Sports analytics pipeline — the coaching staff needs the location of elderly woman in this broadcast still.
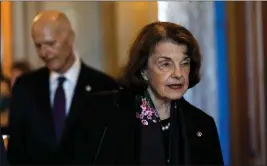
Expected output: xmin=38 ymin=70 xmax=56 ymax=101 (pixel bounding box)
xmin=63 ymin=21 xmax=224 ymax=165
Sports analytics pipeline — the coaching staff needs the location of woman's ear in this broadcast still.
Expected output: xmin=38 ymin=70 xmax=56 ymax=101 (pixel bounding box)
xmin=141 ymin=70 xmax=148 ymax=81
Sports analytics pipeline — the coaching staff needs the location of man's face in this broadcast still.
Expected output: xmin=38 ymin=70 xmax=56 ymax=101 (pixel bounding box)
xmin=32 ymin=24 xmax=74 ymax=73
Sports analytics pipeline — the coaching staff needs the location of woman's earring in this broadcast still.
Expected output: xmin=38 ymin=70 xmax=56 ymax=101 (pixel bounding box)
xmin=141 ymin=72 xmax=148 ymax=81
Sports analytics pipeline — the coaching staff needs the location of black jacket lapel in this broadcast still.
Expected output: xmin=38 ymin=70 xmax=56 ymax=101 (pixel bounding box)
xmin=176 ymin=98 xmax=191 ymax=165
xmin=34 ymin=68 xmax=57 ymax=147
xmin=62 ymin=63 xmax=89 ymax=139
xmin=115 ymin=89 xmax=142 ymax=164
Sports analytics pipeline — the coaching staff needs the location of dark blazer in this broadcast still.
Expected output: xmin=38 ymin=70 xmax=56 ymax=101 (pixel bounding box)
xmin=0 ymin=128 xmax=8 ymax=165
xmin=7 ymin=62 xmax=119 ymax=165
xmin=63 ymin=88 xmax=224 ymax=165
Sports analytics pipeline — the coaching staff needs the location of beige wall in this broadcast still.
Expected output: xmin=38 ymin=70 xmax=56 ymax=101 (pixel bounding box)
xmin=101 ymin=2 xmax=158 ymax=76
xmin=115 ymin=2 xmax=158 ymax=69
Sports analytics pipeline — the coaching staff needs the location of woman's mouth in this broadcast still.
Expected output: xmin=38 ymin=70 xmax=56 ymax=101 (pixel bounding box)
xmin=167 ymin=84 xmax=183 ymax=90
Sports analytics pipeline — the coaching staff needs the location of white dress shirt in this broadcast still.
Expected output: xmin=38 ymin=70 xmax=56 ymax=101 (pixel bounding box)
xmin=49 ymin=55 xmax=81 ymax=115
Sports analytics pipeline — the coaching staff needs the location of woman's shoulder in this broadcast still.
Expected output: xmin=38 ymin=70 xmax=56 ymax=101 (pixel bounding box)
xmin=81 ymin=88 xmax=138 ymax=118
xmin=181 ymin=98 xmax=215 ymax=124
xmin=88 ymin=87 xmax=139 ymax=103
xmin=79 ymin=88 xmax=138 ymax=127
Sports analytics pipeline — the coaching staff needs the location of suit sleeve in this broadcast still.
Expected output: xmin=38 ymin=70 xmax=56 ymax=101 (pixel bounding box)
xmin=208 ymin=118 xmax=224 ymax=165
xmin=7 ymin=77 xmax=28 ymax=164
xmin=0 ymin=128 xmax=8 ymax=165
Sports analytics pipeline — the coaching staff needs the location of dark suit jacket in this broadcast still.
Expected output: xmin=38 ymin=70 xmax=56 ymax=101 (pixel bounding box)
xmin=63 ymin=88 xmax=224 ymax=165
xmin=0 ymin=128 xmax=8 ymax=165
xmin=7 ymin=62 xmax=119 ymax=165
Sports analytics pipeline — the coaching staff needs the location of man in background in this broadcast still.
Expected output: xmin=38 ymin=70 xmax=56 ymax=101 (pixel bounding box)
xmin=7 ymin=10 xmax=118 ymax=165
xmin=0 ymin=61 xmax=31 ymax=136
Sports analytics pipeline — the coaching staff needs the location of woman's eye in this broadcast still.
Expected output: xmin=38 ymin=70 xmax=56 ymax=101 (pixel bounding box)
xmin=157 ymin=61 xmax=173 ymax=71
xmin=162 ymin=63 xmax=171 ymax=67
xmin=181 ymin=61 xmax=190 ymax=66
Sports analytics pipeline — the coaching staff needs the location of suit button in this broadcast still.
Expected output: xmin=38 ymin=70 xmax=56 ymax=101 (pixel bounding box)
xmin=85 ymin=85 xmax=92 ymax=92
xmin=197 ymin=131 xmax=202 ymax=137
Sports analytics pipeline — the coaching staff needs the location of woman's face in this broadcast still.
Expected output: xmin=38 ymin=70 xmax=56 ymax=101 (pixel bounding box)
xmin=143 ymin=41 xmax=190 ymax=101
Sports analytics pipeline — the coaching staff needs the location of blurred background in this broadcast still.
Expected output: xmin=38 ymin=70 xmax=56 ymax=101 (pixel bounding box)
xmin=1 ymin=1 xmax=267 ymax=165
